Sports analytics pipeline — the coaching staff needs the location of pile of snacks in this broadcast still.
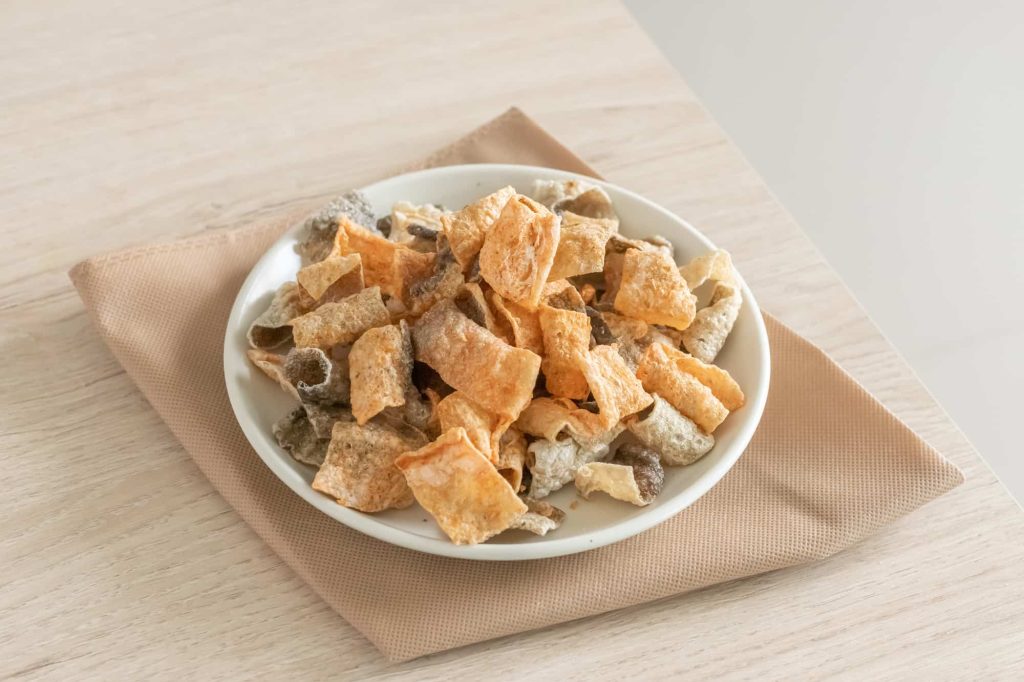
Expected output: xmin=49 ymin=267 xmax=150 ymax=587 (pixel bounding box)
xmin=246 ymin=178 xmax=745 ymax=545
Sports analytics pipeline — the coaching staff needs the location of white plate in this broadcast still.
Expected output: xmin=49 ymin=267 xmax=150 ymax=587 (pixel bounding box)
xmin=224 ymin=164 xmax=770 ymax=560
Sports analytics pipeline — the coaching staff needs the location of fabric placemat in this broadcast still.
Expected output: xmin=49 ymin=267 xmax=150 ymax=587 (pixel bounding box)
xmin=69 ymin=108 xmax=964 ymax=661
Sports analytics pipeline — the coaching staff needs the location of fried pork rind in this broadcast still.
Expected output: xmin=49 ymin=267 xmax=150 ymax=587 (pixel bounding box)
xmin=435 ymin=391 xmax=510 ymax=463
xmin=283 ymin=346 xmax=350 ymax=405
xmin=348 ymin=321 xmax=414 ymax=424
xmin=496 ymin=427 xmax=527 ymax=492
xmin=247 ymin=349 xmax=299 ymax=401
xmin=581 ymin=344 xmax=653 ymax=427
xmin=396 ymin=428 xmax=528 ymax=544
xmin=679 ymin=248 xmax=736 ymax=290
xmin=636 ymin=342 xmax=728 ymax=433
xmin=455 ymin=282 xmax=510 ymax=342
xmin=411 ymin=300 xmax=541 ymax=419
xmin=614 ymin=249 xmax=697 ymax=331
xmin=333 ymin=217 xmax=435 ymax=299
xmin=248 ymin=282 xmax=304 ymax=349
xmin=526 ymin=426 xmax=621 ymax=499
xmin=297 ymin=190 xmax=377 ymax=263
xmin=508 ymin=498 xmax=565 ymax=536
xmin=304 ymin=402 xmax=354 ymax=439
xmin=312 ymin=419 xmax=427 ymax=512
xmin=542 ymin=279 xmax=586 ymax=313
xmin=273 ymin=407 xmax=328 ymax=467
xmin=296 ymin=253 xmax=364 ymax=307
xmin=682 ymin=282 xmax=742 ymax=363
xmin=574 ymin=444 xmax=664 ymax=506
xmin=627 ymin=394 xmax=715 ymax=466
xmin=478 ymin=195 xmax=560 ymax=309
xmin=488 ymin=292 xmax=544 ymax=354
xmin=441 ymin=186 xmax=515 ymax=269
xmin=657 ymin=342 xmax=745 ymax=411
xmin=389 ymin=201 xmax=446 ymax=245
xmin=538 ymin=305 xmax=591 ymax=400
xmin=290 ymin=286 xmax=389 ymax=349
xmin=600 ymin=310 xmax=649 ymax=370
xmin=548 ymin=211 xmax=616 ymax=281
xmin=531 ymin=179 xmax=618 ymax=224
xmin=406 ymin=235 xmax=465 ymax=315
xmin=514 ymin=396 xmax=614 ymax=448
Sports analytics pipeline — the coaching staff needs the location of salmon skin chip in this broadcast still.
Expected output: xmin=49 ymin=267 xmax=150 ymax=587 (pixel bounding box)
xmin=246 ymin=349 xmax=299 ymax=400
xmin=581 ymin=344 xmax=653 ymax=427
xmin=627 ymin=394 xmax=714 ymax=466
xmin=248 ymin=282 xmax=304 ymax=349
xmin=411 ymin=300 xmax=541 ymax=419
xmin=435 ymin=391 xmax=510 ymax=463
xmin=574 ymin=444 xmax=664 ymax=506
xmin=614 ymin=249 xmax=697 ymax=330
xmin=531 ymin=178 xmax=619 ymax=225
xmin=348 ymin=321 xmax=414 ymax=425
xmin=296 ymin=253 xmax=364 ymax=307
xmin=655 ymin=342 xmax=745 ymax=411
xmin=441 ymin=186 xmax=515 ymax=269
xmin=526 ymin=424 xmax=622 ymax=499
xmin=488 ymin=292 xmax=544 ymax=355
xmin=290 ymin=286 xmax=389 ymax=349
xmin=496 ymin=427 xmax=528 ymax=492
xmin=273 ymin=407 xmax=329 ymax=467
xmin=396 ymin=428 xmax=528 ymax=545
xmin=682 ymin=282 xmax=741 ymax=363
xmin=538 ymin=305 xmax=591 ymax=400
xmin=548 ymin=211 xmax=616 ymax=281
xmin=333 ymin=217 xmax=434 ymax=299
xmin=479 ymin=195 xmax=560 ymax=309
xmin=297 ymin=190 xmax=377 ymax=263
xmin=636 ymin=342 xmax=728 ymax=433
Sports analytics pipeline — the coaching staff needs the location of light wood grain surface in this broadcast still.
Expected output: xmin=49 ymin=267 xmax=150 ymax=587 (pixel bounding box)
xmin=2 ymin=1 xmax=1022 ymax=679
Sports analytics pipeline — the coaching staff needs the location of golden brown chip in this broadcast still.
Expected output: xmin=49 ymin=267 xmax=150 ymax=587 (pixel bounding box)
xmin=580 ymin=344 xmax=653 ymax=427
xmin=488 ymin=291 xmax=544 ymax=354
xmin=614 ymin=249 xmax=697 ymax=330
xmin=496 ymin=427 xmax=527 ymax=493
xmin=273 ymin=408 xmax=328 ymax=467
xmin=627 ymin=394 xmax=715 ymax=466
xmin=296 ymin=253 xmax=364 ymax=307
xmin=411 ymin=300 xmax=541 ymax=419
xmin=435 ymin=391 xmax=510 ymax=463
xmin=441 ymin=186 xmax=515 ymax=269
xmin=395 ymin=428 xmax=528 ymax=544
xmin=289 ymin=286 xmax=389 ymax=349
xmin=247 ymin=282 xmax=304 ymax=349
xmin=682 ymin=282 xmax=742 ymax=363
xmin=389 ymin=201 xmax=446 ymax=244
xmin=548 ymin=211 xmax=615 ymax=281
xmin=538 ymin=305 xmax=591 ymax=400
xmin=508 ymin=498 xmax=565 ymax=536
xmin=332 ymin=217 xmax=434 ymax=299
xmin=478 ymin=195 xmax=560 ymax=309
xmin=636 ymin=342 xmax=728 ymax=433
xmin=542 ymin=279 xmax=586 ymax=312
xmin=679 ymin=248 xmax=736 ymax=290
xmin=312 ymin=419 xmax=427 ymax=512
xmin=246 ymin=349 xmax=299 ymax=401
xmin=455 ymin=282 xmax=511 ymax=343
xmin=514 ymin=396 xmax=616 ymax=447
xmin=574 ymin=445 xmax=664 ymax=506
xmin=348 ymin=321 xmax=414 ymax=424
xmin=654 ymin=341 xmax=744 ymax=411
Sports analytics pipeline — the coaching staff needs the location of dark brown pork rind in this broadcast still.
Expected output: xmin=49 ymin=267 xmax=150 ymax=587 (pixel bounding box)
xmin=297 ymin=190 xmax=377 ymax=263
xmin=273 ymin=408 xmax=329 ymax=467
xmin=283 ymin=346 xmax=350 ymax=405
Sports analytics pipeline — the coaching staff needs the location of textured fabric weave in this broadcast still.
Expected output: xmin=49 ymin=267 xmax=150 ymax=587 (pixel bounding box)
xmin=69 ymin=108 xmax=963 ymax=661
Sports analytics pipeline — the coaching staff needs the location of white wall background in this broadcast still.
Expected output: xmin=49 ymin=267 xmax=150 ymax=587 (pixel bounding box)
xmin=625 ymin=0 xmax=1023 ymax=500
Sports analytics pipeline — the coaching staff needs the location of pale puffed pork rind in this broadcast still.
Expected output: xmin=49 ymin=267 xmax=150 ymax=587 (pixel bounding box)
xmin=547 ymin=211 xmax=616 ymax=281
xmin=296 ymin=253 xmax=364 ymax=307
xmin=297 ymin=190 xmax=377 ymax=263
xmin=273 ymin=407 xmax=329 ymax=467
xmin=658 ymin=343 xmax=745 ymax=411
xmin=284 ymin=346 xmax=350 ymax=405
xmin=574 ymin=444 xmax=664 ymax=506
xmin=627 ymin=394 xmax=715 ymax=466
xmin=478 ymin=195 xmax=560 ymax=309
xmin=682 ymin=282 xmax=742 ymax=363
xmin=395 ymin=428 xmax=528 ymax=545
xmin=679 ymin=248 xmax=736 ymax=290
xmin=247 ymin=349 xmax=299 ymax=401
xmin=411 ymin=300 xmax=541 ymax=419
xmin=636 ymin=342 xmax=728 ymax=433
xmin=538 ymin=305 xmax=592 ymax=400
xmin=441 ymin=186 xmax=515 ymax=269
xmin=289 ymin=286 xmax=389 ymax=349
xmin=580 ymin=344 xmax=653 ymax=427
xmin=488 ymin=292 xmax=544 ymax=355
xmin=333 ymin=217 xmax=435 ymax=299
xmin=614 ymin=249 xmax=697 ymax=331
xmin=312 ymin=419 xmax=427 ymax=512
xmin=526 ymin=425 xmax=622 ymax=499
xmin=496 ymin=427 xmax=527 ymax=492
xmin=248 ymin=282 xmax=304 ymax=349
xmin=531 ymin=178 xmax=618 ymax=224
xmin=348 ymin=321 xmax=415 ymax=424
xmin=508 ymin=498 xmax=566 ymax=536
xmin=435 ymin=391 xmax=510 ymax=463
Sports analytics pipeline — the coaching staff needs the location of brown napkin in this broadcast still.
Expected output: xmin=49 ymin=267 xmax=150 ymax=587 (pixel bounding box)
xmin=70 ymin=108 xmax=963 ymax=662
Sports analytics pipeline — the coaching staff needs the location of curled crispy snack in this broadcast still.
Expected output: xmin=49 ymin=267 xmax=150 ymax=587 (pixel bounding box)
xmin=496 ymin=427 xmax=527 ymax=492
xmin=548 ymin=211 xmax=615 ymax=281
xmin=247 ymin=349 xmax=299 ymax=401
xmin=508 ymin=498 xmax=565 ymax=536
xmin=657 ymin=342 xmax=745 ymax=411
xmin=542 ymin=279 xmax=586 ymax=313
xmin=488 ymin=292 xmax=544 ymax=355
xmin=333 ymin=217 xmax=434 ymax=299
xmin=627 ymin=394 xmax=715 ymax=466
xmin=636 ymin=342 xmax=728 ymax=433
xmin=411 ymin=300 xmax=541 ymax=419
xmin=526 ymin=427 xmax=620 ymax=499
xmin=273 ymin=408 xmax=328 ymax=467
xmin=396 ymin=428 xmax=528 ymax=544
xmin=406 ymin=235 xmax=464 ymax=315
xmin=435 ymin=391 xmax=510 ymax=463
xmin=284 ymin=346 xmax=349 ymax=405
xmin=247 ymin=282 xmax=303 ymax=349
xmin=290 ymin=287 xmax=389 ymax=349
xmin=682 ymin=282 xmax=742 ymax=363
xmin=532 ymin=178 xmax=618 ymax=224
xmin=297 ymin=190 xmax=376 ymax=262
xmin=348 ymin=321 xmax=414 ymax=424
xmin=514 ymin=396 xmax=617 ymax=448
xmin=312 ymin=419 xmax=427 ymax=512
xmin=574 ymin=444 xmax=664 ymax=506
xmin=600 ymin=311 xmax=649 ymax=370
xmin=479 ymin=195 xmax=560 ymax=309
xmin=614 ymin=249 xmax=697 ymax=330
xmin=296 ymin=253 xmax=364 ymax=307
xmin=679 ymin=249 xmax=736 ymax=290
xmin=389 ymin=201 xmax=446 ymax=245
xmin=441 ymin=186 xmax=515 ymax=269
xmin=455 ymin=282 xmax=510 ymax=342
xmin=581 ymin=345 xmax=653 ymax=427
xmin=538 ymin=305 xmax=591 ymax=400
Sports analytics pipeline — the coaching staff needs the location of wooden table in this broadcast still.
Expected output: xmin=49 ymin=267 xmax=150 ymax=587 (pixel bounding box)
xmin=3 ymin=1 xmax=1022 ymax=678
